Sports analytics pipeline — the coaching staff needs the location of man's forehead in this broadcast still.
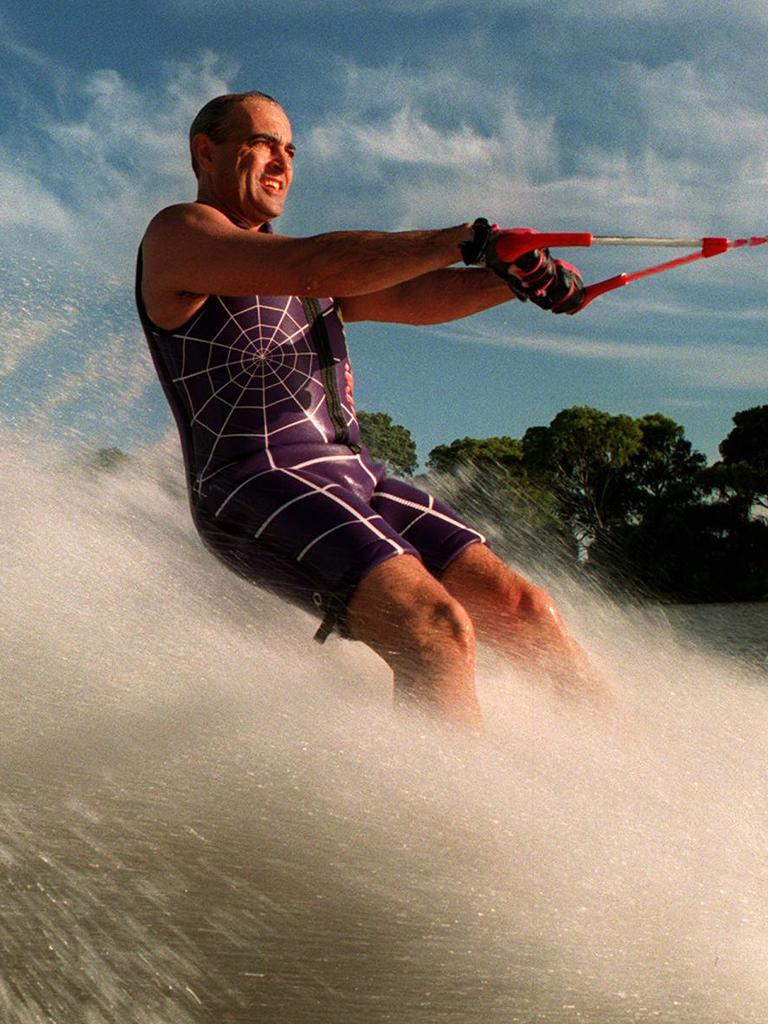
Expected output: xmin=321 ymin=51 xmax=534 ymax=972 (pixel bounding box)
xmin=230 ymin=98 xmax=292 ymax=138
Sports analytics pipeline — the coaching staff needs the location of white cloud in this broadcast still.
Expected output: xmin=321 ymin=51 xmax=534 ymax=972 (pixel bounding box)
xmin=612 ymin=62 xmax=768 ymax=225
xmin=0 ymin=306 xmax=62 ymax=381
xmin=0 ymin=27 xmax=764 ymax=457
xmin=0 ymin=166 xmax=75 ymax=236
xmin=435 ymin=319 xmax=768 ymax=389
xmin=3 ymin=40 xmax=763 ymax=266
xmin=0 ymin=50 xmax=236 ymax=269
xmin=0 ymin=49 xmax=237 ymax=440
xmin=303 ymin=55 xmax=768 ymax=243
xmin=589 ymin=0 xmax=768 ymax=20
xmin=165 ymin=0 xmax=768 ymax=17
xmin=302 ymin=62 xmax=562 ymax=229
xmin=312 ymin=105 xmax=500 ymax=169
xmin=26 ymin=328 xmax=156 ymax=436
xmin=169 ymin=0 xmax=529 ymax=10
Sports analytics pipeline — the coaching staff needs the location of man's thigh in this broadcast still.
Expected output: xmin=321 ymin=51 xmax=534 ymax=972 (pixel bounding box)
xmin=441 ymin=541 xmax=525 ymax=593
xmin=440 ymin=541 xmax=571 ymax=644
xmin=370 ymin=474 xmax=486 ymax=575
xmin=199 ymin=465 xmax=423 ymax=635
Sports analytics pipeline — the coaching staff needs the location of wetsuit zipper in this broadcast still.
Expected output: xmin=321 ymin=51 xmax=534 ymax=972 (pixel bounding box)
xmin=301 ymin=296 xmax=351 ymax=445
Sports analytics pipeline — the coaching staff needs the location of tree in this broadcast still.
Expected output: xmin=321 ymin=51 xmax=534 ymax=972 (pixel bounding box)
xmin=586 ymin=412 xmax=766 ymax=602
xmin=426 ymin=434 xmax=573 ymax=565
xmin=427 ymin=435 xmax=524 ymax=475
xmin=719 ymin=405 xmax=768 ymax=472
xmin=623 ymin=413 xmax=707 ymax=510
xmin=357 ymin=410 xmax=418 ymax=477
xmin=709 ymin=405 xmax=768 ymax=511
xmin=522 ymin=406 xmax=643 ymax=549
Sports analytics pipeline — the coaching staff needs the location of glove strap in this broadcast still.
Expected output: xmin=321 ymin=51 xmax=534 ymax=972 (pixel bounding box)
xmin=510 ymin=250 xmax=557 ymax=294
xmin=460 ymin=218 xmax=496 ymax=266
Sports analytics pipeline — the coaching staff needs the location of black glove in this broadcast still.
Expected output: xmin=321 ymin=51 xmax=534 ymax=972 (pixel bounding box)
xmin=506 ymin=251 xmax=584 ymax=314
xmin=461 ymin=218 xmax=585 ymax=314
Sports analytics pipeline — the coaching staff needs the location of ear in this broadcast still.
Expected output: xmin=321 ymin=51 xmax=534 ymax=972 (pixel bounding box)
xmin=191 ymin=132 xmax=217 ymax=174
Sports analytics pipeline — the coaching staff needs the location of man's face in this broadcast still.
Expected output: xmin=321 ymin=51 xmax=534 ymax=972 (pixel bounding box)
xmin=202 ymin=99 xmax=295 ymax=226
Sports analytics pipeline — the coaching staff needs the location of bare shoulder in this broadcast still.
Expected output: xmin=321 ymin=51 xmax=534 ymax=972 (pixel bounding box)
xmin=140 ymin=204 xmax=236 ymax=330
xmin=142 ymin=202 xmax=234 ymax=251
xmin=140 ymin=204 xmax=295 ymax=323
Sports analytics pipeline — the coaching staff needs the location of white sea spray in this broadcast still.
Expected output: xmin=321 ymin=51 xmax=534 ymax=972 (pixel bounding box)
xmin=0 ymin=429 xmax=767 ymax=1023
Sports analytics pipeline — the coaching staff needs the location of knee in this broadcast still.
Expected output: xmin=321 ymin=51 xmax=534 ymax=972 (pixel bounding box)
xmin=347 ymin=556 xmax=475 ymax=672
xmin=399 ymin=591 xmax=476 ymax=667
xmin=510 ymin=579 xmax=562 ymax=629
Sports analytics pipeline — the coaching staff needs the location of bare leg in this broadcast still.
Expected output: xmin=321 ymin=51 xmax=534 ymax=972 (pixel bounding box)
xmin=346 ymin=554 xmax=483 ymax=731
xmin=441 ymin=543 xmax=614 ymax=705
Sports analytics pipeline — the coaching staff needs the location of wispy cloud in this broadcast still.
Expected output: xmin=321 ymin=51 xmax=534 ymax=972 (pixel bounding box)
xmin=165 ymin=0 xmax=768 ymax=18
xmin=0 ymin=44 xmax=235 ymax=267
xmin=0 ymin=9 xmax=764 ymax=459
xmin=567 ymin=0 xmax=768 ymax=19
xmin=303 ymin=55 xmax=767 ymax=240
xmin=0 ymin=306 xmax=62 ymax=381
xmin=435 ymin=319 xmax=768 ymax=389
xmin=25 ymin=328 xmax=157 ymax=439
xmin=0 ymin=166 xmax=75 ymax=236
xmin=312 ymin=105 xmax=500 ymax=169
xmin=166 ymin=0 xmax=529 ymax=10
xmin=0 ymin=45 xmax=236 ymax=442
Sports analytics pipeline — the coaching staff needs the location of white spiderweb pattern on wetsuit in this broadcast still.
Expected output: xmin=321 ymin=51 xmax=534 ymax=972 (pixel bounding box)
xmin=164 ymin=294 xmax=409 ymax=571
xmin=170 ymin=294 xmax=356 ymax=490
xmin=141 ymin=289 xmax=484 ymax=619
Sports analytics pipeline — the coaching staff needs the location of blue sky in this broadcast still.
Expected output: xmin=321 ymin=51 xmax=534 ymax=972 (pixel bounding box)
xmin=0 ymin=1 xmax=766 ymax=464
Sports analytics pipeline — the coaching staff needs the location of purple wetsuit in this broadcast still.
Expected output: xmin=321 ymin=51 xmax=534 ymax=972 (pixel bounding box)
xmin=136 ymin=238 xmax=485 ymax=640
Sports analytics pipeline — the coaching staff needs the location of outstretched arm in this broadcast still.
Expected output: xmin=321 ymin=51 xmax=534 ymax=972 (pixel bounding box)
xmin=142 ymin=202 xmax=474 ymax=304
xmin=338 ymin=219 xmax=585 ymax=323
xmin=339 ymin=267 xmax=514 ymax=324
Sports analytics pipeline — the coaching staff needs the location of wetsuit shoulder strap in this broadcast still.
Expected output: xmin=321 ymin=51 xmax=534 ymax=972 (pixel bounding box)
xmin=300 ymin=297 xmax=350 ymax=446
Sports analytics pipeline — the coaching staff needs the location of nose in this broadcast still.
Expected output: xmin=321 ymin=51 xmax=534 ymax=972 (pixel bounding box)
xmin=268 ymin=144 xmax=291 ymax=172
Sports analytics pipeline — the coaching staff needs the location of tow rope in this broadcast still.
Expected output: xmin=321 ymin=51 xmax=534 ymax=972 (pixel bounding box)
xmin=493 ymin=231 xmax=768 ymax=311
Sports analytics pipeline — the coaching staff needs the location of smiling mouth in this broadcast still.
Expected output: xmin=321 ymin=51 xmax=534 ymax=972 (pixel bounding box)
xmin=260 ymin=176 xmax=283 ymax=193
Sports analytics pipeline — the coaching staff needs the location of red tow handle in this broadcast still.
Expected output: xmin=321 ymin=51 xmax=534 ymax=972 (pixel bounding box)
xmin=575 ymin=238 xmax=732 ymax=309
xmin=492 ymin=230 xmax=766 ymax=312
xmin=494 ymin=231 xmax=593 ymax=264
xmin=495 ymin=231 xmax=600 ymax=311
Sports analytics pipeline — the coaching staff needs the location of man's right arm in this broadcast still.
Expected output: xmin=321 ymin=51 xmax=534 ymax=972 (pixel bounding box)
xmin=142 ymin=203 xmax=474 ymax=312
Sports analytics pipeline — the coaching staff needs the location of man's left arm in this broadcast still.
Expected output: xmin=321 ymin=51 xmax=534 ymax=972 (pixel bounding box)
xmin=339 ymin=268 xmax=513 ymax=324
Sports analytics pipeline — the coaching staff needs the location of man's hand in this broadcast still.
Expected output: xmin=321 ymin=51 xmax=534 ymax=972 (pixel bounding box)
xmin=461 ymin=219 xmax=585 ymax=315
xmin=504 ymin=250 xmax=584 ymax=315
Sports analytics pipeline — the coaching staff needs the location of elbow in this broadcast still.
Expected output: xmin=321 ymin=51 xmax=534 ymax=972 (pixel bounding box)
xmin=299 ymin=273 xmax=354 ymax=298
xmin=298 ymin=276 xmax=320 ymax=296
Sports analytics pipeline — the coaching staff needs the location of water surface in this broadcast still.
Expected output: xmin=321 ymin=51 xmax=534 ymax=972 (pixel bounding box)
xmin=2 ymin=432 xmax=767 ymax=1023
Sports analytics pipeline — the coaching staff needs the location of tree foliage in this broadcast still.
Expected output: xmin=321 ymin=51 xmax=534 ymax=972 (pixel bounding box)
xmin=427 ymin=435 xmax=524 ymax=475
xmin=719 ymin=405 xmax=768 ymax=471
xmin=82 ymin=403 xmax=767 ymax=603
xmin=358 ymin=410 xmax=418 ymax=477
xmin=426 ymin=435 xmax=571 ymax=565
xmin=523 ymin=406 xmax=643 ymax=547
xmin=707 ymin=405 xmax=768 ymax=511
xmin=624 ymin=413 xmax=707 ymax=508
xmin=426 ymin=404 xmax=766 ymax=602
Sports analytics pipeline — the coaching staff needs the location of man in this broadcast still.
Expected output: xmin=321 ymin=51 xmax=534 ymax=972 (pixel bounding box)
xmin=137 ymin=90 xmax=610 ymax=731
